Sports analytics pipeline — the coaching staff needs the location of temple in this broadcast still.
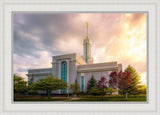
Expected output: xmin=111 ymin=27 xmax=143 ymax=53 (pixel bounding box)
xmin=27 ymin=22 xmax=122 ymax=94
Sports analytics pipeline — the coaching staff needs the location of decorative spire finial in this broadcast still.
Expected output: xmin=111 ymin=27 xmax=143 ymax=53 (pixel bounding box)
xmin=86 ymin=21 xmax=89 ymax=37
xmin=86 ymin=21 xmax=89 ymax=27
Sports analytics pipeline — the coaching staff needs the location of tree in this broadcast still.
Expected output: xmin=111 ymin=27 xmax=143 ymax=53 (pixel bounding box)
xmin=89 ymin=87 xmax=100 ymax=95
xmin=106 ymin=87 xmax=116 ymax=95
xmin=87 ymin=75 xmax=97 ymax=92
xmin=109 ymin=71 xmax=118 ymax=89
xmin=14 ymin=74 xmax=27 ymax=95
xmin=124 ymin=65 xmax=141 ymax=95
xmin=97 ymin=77 xmax=108 ymax=100
xmin=27 ymin=75 xmax=36 ymax=95
xmin=31 ymin=75 xmax=67 ymax=99
xmin=28 ymin=74 xmax=34 ymax=86
xmin=28 ymin=83 xmax=37 ymax=95
xmin=70 ymin=78 xmax=80 ymax=96
xmin=118 ymin=71 xmax=131 ymax=97
xmin=109 ymin=71 xmax=131 ymax=98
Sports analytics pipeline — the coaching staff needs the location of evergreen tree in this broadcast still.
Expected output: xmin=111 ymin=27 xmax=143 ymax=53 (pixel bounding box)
xmin=124 ymin=65 xmax=141 ymax=95
xmin=87 ymin=75 xmax=97 ymax=92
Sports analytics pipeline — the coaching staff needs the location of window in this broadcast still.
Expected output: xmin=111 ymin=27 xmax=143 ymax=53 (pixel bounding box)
xmin=61 ymin=61 xmax=67 ymax=94
xmin=81 ymin=76 xmax=84 ymax=92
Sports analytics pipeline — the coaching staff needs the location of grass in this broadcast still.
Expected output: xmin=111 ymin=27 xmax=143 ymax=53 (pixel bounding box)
xmin=73 ymin=94 xmax=146 ymax=101
xmin=14 ymin=96 xmax=70 ymax=101
xmin=14 ymin=98 xmax=69 ymax=101
xmin=71 ymin=97 xmax=146 ymax=101
xmin=14 ymin=95 xmax=146 ymax=102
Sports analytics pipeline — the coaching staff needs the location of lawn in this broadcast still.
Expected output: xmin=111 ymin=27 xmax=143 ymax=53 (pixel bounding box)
xmin=71 ymin=95 xmax=146 ymax=101
xmin=70 ymin=97 xmax=146 ymax=101
xmin=14 ymin=95 xmax=146 ymax=102
xmin=14 ymin=95 xmax=70 ymax=101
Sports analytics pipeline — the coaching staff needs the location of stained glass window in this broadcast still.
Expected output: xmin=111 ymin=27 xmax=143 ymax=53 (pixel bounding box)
xmin=61 ymin=61 xmax=67 ymax=94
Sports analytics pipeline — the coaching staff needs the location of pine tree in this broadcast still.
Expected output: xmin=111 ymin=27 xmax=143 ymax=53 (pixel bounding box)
xmin=124 ymin=65 xmax=141 ymax=95
xmin=87 ymin=75 xmax=97 ymax=92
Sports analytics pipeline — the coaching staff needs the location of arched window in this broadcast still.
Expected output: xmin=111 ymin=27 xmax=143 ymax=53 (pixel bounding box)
xmin=61 ymin=61 xmax=67 ymax=94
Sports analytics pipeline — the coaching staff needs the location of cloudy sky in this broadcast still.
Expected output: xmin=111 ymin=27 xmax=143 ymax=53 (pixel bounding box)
xmin=13 ymin=13 xmax=147 ymax=85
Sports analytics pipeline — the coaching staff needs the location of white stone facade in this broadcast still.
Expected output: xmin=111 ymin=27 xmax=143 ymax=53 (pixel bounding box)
xmin=27 ymin=68 xmax=52 ymax=83
xmin=27 ymin=54 xmax=122 ymax=95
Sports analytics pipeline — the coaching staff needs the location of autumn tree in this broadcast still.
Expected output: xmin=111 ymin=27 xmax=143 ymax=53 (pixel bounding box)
xmin=109 ymin=71 xmax=118 ymax=89
xmin=87 ymin=75 xmax=97 ymax=92
xmin=30 ymin=75 xmax=67 ymax=99
xmin=124 ymin=65 xmax=141 ymax=95
xmin=118 ymin=71 xmax=131 ymax=96
xmin=97 ymin=77 xmax=108 ymax=100
xmin=109 ymin=71 xmax=131 ymax=98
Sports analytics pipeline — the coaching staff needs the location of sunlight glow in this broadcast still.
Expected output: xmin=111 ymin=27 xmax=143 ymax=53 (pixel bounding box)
xmin=140 ymin=72 xmax=147 ymax=85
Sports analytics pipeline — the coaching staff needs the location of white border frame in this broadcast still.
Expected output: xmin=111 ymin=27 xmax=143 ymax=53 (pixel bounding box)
xmin=0 ymin=0 xmax=160 ymax=115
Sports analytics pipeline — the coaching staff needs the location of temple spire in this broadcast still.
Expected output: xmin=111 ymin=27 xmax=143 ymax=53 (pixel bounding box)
xmin=83 ymin=22 xmax=93 ymax=64
xmin=86 ymin=21 xmax=89 ymax=37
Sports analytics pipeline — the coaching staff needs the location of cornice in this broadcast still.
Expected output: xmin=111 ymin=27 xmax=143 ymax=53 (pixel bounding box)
xmin=77 ymin=67 xmax=118 ymax=73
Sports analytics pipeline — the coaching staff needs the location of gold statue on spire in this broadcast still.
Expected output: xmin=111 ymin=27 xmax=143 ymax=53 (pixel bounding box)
xmin=86 ymin=21 xmax=89 ymax=27
xmin=86 ymin=21 xmax=89 ymax=37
